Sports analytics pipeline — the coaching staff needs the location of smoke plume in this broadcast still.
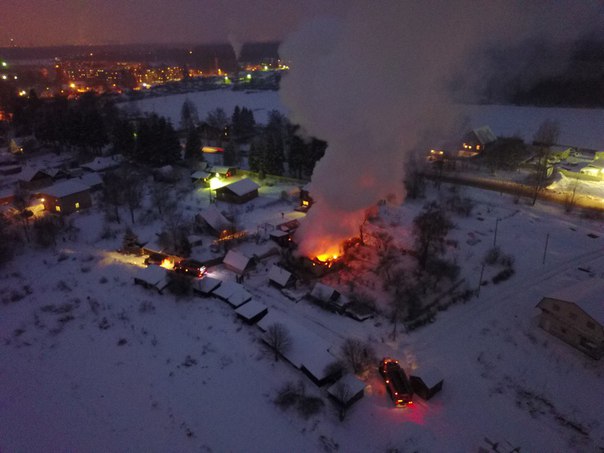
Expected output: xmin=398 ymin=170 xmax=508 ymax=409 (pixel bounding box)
xmin=280 ymin=1 xmax=602 ymax=257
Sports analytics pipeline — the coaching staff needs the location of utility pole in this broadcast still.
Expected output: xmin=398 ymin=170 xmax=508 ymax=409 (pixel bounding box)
xmin=476 ymin=264 xmax=485 ymax=297
xmin=542 ymin=233 xmax=550 ymax=265
xmin=493 ymin=218 xmax=500 ymax=247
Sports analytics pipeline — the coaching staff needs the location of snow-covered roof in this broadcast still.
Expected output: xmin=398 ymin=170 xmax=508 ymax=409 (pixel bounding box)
xmin=218 ymin=178 xmax=259 ymax=197
xmin=77 ymin=172 xmax=103 ymax=189
xmin=39 ymin=179 xmax=89 ymax=198
xmin=211 ymin=166 xmax=235 ymax=174
xmin=194 ymin=276 xmax=222 ymax=295
xmin=545 ymin=279 xmax=604 ymax=325
xmin=212 ymin=280 xmax=252 ymax=307
xmin=235 ymin=299 xmax=268 ymax=321
xmin=198 ymin=205 xmax=231 ymax=232
xmin=223 ymin=250 xmax=251 ymax=274
xmin=134 ymin=265 xmax=168 ymax=286
xmin=258 ymin=311 xmax=337 ymax=380
xmin=81 ymin=156 xmax=121 ymax=172
xmin=263 ymin=211 xmax=305 ymax=229
xmin=268 ymin=265 xmax=292 ymax=287
xmin=18 ymin=167 xmax=50 ymax=182
xmin=327 ymin=374 xmax=366 ymax=403
xmin=411 ymin=366 xmax=443 ymax=388
xmin=471 ymin=126 xmax=497 ymax=145
xmin=310 ymin=282 xmax=339 ymax=303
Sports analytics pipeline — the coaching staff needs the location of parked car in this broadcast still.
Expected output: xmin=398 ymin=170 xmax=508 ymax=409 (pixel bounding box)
xmin=379 ymin=358 xmax=413 ymax=407
xmin=173 ymin=259 xmax=207 ymax=278
xmin=145 ymin=252 xmax=170 ymax=266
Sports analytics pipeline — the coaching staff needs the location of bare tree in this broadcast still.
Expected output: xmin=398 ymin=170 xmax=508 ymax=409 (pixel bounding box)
xmin=341 ymin=338 xmax=375 ymax=374
xmin=531 ymin=119 xmax=560 ymax=205
xmin=122 ymin=173 xmax=143 ymax=224
xmin=413 ymin=202 xmax=453 ymax=269
xmin=33 ymin=216 xmax=61 ymax=247
xmin=264 ymin=323 xmax=292 ymax=362
xmin=102 ymin=171 xmax=124 ymax=223
xmin=12 ymin=186 xmax=32 ymax=242
xmin=151 ymin=183 xmax=172 ymax=220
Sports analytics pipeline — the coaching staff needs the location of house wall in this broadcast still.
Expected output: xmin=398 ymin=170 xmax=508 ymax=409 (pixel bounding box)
xmin=43 ymin=190 xmax=92 ymax=215
xmin=538 ymin=298 xmax=604 ymax=359
xmin=215 ymin=189 xmax=258 ymax=204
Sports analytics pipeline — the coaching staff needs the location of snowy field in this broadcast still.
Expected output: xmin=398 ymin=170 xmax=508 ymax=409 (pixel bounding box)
xmin=122 ymin=89 xmax=604 ymax=151
xmin=1 ymin=174 xmax=604 ymax=452
xmin=120 ymin=89 xmax=288 ymax=125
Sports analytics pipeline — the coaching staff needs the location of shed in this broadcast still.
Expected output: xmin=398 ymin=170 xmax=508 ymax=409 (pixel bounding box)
xmin=210 ymin=166 xmax=237 ymax=178
xmin=268 ymin=265 xmax=295 ymax=288
xmin=212 ymin=280 xmax=252 ymax=307
xmin=39 ymin=179 xmax=92 ymax=215
xmin=309 ymin=282 xmax=347 ymax=313
xmin=191 ymin=170 xmax=212 ymax=185
xmin=193 ymin=276 xmax=222 ymax=296
xmin=77 ymin=172 xmax=104 ymax=191
xmin=215 ymin=177 xmax=259 ymax=204
xmin=223 ymin=249 xmax=252 ymax=275
xmin=235 ymin=299 xmax=268 ymax=324
xmin=409 ymin=367 xmax=444 ymax=400
xmin=133 ymin=265 xmax=169 ymax=293
xmin=536 ymin=279 xmax=604 ymax=359
xmin=327 ymin=374 xmax=366 ymax=408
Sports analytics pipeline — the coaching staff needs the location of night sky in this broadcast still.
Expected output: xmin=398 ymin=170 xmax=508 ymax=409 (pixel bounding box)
xmin=1 ymin=0 xmax=349 ymax=47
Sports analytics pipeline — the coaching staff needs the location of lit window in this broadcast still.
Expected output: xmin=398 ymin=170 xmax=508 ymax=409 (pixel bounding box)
xmin=55 ymin=205 xmax=61 ymax=212
xmin=75 ymin=202 xmax=80 ymax=209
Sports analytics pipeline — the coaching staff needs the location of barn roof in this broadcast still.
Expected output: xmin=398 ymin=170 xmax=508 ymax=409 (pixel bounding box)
xmin=544 ymin=279 xmax=604 ymax=325
xmin=191 ymin=170 xmax=211 ymax=179
xmin=40 ymin=179 xmax=89 ymax=198
xmin=218 ymin=178 xmax=259 ymax=197
xmin=268 ymin=265 xmax=293 ymax=287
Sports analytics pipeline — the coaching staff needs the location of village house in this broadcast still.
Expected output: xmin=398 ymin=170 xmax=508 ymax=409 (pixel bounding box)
xmin=18 ymin=168 xmax=54 ymax=190
xmin=536 ymin=280 xmax=604 ymax=359
xmin=38 ymin=179 xmax=92 ymax=215
xmin=267 ymin=264 xmax=295 ymax=288
xmin=211 ymin=166 xmax=237 ymax=179
xmin=214 ymin=177 xmax=259 ymax=204
xmin=458 ymin=126 xmax=497 ymax=158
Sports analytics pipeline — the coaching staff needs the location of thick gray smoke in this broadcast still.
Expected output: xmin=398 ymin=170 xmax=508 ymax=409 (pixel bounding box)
xmin=280 ymin=1 xmax=601 ymax=257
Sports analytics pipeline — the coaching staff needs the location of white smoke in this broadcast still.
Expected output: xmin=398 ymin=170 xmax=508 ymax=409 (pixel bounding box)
xmin=227 ymin=32 xmax=243 ymax=62
xmin=280 ymin=1 xmax=602 ymax=257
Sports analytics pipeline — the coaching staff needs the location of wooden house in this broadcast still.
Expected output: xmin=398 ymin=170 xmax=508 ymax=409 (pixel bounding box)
xmin=235 ymin=299 xmax=268 ymax=324
xmin=195 ymin=205 xmax=233 ymax=236
xmin=39 ymin=180 xmax=92 ymax=215
xmin=18 ymin=168 xmax=54 ymax=190
xmin=215 ymin=178 xmax=259 ymax=204
xmin=210 ymin=166 xmax=237 ymax=179
xmin=459 ymin=126 xmax=497 ymax=157
xmin=267 ymin=265 xmax=295 ymax=288
xmin=536 ymin=280 xmax=604 ymax=359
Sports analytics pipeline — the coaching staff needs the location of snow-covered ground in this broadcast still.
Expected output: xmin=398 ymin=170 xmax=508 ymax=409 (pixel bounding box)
xmin=1 ymin=172 xmax=603 ymax=452
xmin=2 ymin=90 xmax=604 ymax=451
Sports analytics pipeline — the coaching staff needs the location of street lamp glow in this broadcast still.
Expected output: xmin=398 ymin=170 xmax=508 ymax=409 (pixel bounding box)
xmin=1 ymin=61 xmax=7 ymax=67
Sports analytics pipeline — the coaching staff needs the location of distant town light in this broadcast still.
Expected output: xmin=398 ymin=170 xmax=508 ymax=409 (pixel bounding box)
xmin=246 ymin=73 xmax=251 ymax=80
xmin=1 ymin=75 xmax=6 ymax=80
xmin=1 ymin=61 xmax=7 ymax=67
